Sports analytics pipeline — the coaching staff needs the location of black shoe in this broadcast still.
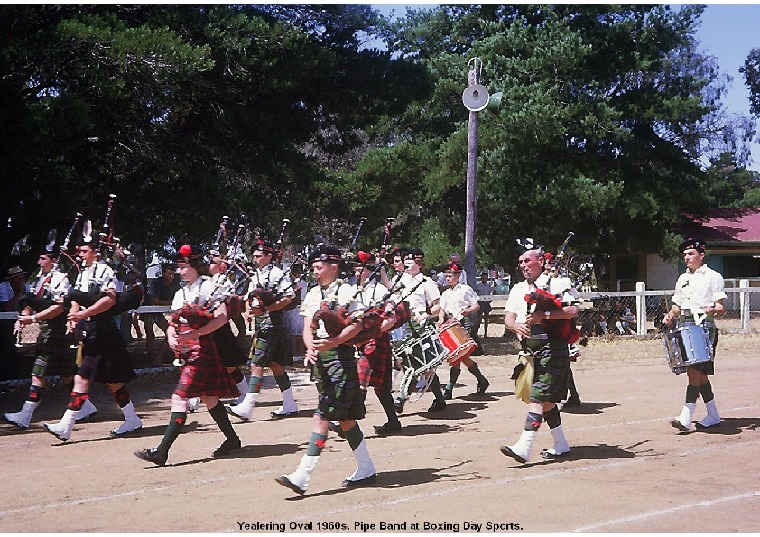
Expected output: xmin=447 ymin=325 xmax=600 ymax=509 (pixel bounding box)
xmin=373 ymin=421 xmax=402 ymax=436
xmin=477 ymin=378 xmax=490 ymax=394
xmin=442 ymin=387 xmax=453 ymax=400
xmin=394 ymin=397 xmax=405 ymax=414
xmin=213 ymin=437 xmax=241 ymax=458
xmin=340 ymin=473 xmax=377 ymax=489
xmin=428 ymin=399 xmax=446 ymax=412
xmin=541 ymin=448 xmax=570 ymax=460
xmin=670 ymin=419 xmax=692 ymax=433
xmin=134 ymin=448 xmax=168 ymax=466
xmin=500 ymin=445 xmax=527 ymax=464
xmin=275 ymin=475 xmax=306 ymax=495
xmin=270 ymin=409 xmax=298 ymax=420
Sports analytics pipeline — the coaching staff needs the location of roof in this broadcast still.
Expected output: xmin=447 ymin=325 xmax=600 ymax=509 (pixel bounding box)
xmin=681 ymin=208 xmax=760 ymax=245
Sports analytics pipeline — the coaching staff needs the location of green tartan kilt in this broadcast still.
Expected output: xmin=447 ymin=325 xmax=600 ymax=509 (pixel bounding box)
xmin=679 ymin=315 xmax=717 ymax=375
xmin=530 ymin=340 xmax=570 ymax=403
xmin=314 ymin=345 xmax=366 ymax=422
xmin=31 ymin=319 xmax=78 ymax=378
xmin=252 ymin=312 xmax=292 ymax=367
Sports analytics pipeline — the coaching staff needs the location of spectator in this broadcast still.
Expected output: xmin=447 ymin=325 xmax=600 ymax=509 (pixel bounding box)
xmin=473 ymin=271 xmax=494 ymax=337
xmin=0 ymin=266 xmax=26 ymax=380
xmin=143 ymin=263 xmax=180 ymax=365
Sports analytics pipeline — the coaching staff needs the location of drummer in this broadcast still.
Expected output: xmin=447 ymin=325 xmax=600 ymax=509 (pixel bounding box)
xmin=663 ymin=237 xmax=726 ymax=433
xmin=393 ymin=248 xmax=447 ymax=413
xmin=437 ymin=261 xmax=489 ymax=400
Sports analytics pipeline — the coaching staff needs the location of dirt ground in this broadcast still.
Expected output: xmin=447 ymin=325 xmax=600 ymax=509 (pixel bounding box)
xmin=1 ymin=334 xmax=758 ymax=533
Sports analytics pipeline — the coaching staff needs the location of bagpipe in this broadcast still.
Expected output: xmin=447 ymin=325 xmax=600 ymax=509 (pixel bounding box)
xmin=310 ymin=217 xmax=414 ymax=345
xmin=248 ymin=218 xmax=293 ymax=310
xmin=65 ymin=195 xmax=144 ymax=317
xmin=524 ymin=232 xmax=580 ymax=344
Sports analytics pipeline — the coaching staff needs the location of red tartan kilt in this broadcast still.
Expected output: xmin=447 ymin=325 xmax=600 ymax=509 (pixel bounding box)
xmin=174 ymin=335 xmax=239 ymax=399
xmin=225 ymin=295 xmax=244 ymax=319
xmin=357 ymin=332 xmax=392 ymax=391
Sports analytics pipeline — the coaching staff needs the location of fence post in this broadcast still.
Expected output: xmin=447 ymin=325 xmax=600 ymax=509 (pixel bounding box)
xmin=635 ymin=282 xmax=646 ymax=335
xmin=740 ymin=279 xmax=749 ymax=332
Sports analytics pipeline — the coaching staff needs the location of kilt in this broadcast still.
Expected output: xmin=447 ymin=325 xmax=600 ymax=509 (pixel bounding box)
xmin=529 ymin=340 xmax=570 ymax=403
xmin=175 ymin=333 xmax=239 ymax=399
xmin=213 ymin=323 xmax=247 ymax=368
xmin=77 ymin=318 xmax=137 ymax=385
xmin=314 ymin=345 xmax=366 ymax=421
xmin=253 ymin=312 xmax=292 ymax=367
xmin=679 ymin=315 xmax=717 ymax=375
xmin=357 ymin=332 xmax=392 ymax=391
xmin=31 ymin=317 xmax=78 ymax=378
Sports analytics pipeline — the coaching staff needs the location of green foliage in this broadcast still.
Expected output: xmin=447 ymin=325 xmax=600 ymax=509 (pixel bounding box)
xmin=0 ymin=5 xmax=422 ymax=266
xmin=703 ymin=153 xmax=760 ymax=208
xmin=741 ymin=48 xmax=760 ymax=116
xmin=337 ymin=4 xmax=743 ymax=270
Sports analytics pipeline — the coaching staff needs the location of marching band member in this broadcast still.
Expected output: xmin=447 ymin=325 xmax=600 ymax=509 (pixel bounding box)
xmin=276 ymin=245 xmax=376 ymax=495
xmin=393 ymin=248 xmax=447 ymax=413
xmin=502 ymin=244 xmax=577 ymax=463
xmin=44 ymin=238 xmax=142 ymax=441
xmin=228 ymin=240 xmax=298 ymax=421
xmin=187 ymin=249 xmax=249 ymax=412
xmin=542 ymin=252 xmax=582 ymax=409
xmin=352 ymin=252 xmax=403 ymax=435
xmin=5 ymin=249 xmax=97 ymax=428
xmin=663 ymin=237 xmax=726 ymax=432
xmin=134 ymin=244 xmax=241 ymax=466
xmin=437 ymin=261 xmax=489 ymax=400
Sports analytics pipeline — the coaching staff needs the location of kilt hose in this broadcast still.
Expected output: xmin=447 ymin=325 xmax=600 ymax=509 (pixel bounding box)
xmin=679 ymin=314 xmax=717 ymax=376
xmin=530 ymin=340 xmax=570 ymax=404
xmin=357 ymin=332 xmax=392 ymax=392
xmin=314 ymin=345 xmax=366 ymax=422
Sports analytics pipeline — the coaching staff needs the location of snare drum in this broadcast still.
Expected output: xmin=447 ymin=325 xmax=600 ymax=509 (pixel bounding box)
xmin=662 ymin=324 xmax=713 ymax=375
xmin=392 ymin=327 xmax=448 ymax=401
xmin=438 ymin=319 xmax=477 ymax=366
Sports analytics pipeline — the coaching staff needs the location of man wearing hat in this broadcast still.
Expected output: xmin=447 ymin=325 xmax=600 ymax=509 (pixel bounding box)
xmin=185 ymin=249 xmax=250 ymax=413
xmin=502 ymin=242 xmax=577 ymax=463
xmin=134 ymin=244 xmax=242 ymax=466
xmin=228 ymin=240 xmax=297 ymax=421
xmin=5 ymin=250 xmax=97 ymax=428
xmin=352 ymin=251 xmax=403 ymax=435
xmin=43 ymin=237 xmax=142 ymax=441
xmin=0 ymin=266 xmax=27 ymax=381
xmin=393 ymin=248 xmax=448 ymax=413
xmin=438 ymin=261 xmax=490 ymax=400
xmin=276 ymin=245 xmax=376 ymax=495
xmin=663 ymin=237 xmax=726 ymax=432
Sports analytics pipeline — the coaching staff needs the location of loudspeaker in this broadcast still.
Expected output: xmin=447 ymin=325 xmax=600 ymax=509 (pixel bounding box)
xmin=462 ymin=84 xmax=489 ymax=112
xmin=486 ymin=91 xmax=503 ymax=112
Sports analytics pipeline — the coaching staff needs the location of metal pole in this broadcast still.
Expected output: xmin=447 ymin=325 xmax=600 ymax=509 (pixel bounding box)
xmin=464 ymin=68 xmax=478 ymax=288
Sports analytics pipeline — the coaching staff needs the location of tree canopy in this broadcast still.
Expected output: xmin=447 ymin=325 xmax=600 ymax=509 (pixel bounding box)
xmin=1 ymin=4 xmax=756 ymax=275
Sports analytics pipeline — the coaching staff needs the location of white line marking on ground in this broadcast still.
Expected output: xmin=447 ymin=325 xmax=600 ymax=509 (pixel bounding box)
xmin=571 ymin=490 xmax=760 ymax=532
